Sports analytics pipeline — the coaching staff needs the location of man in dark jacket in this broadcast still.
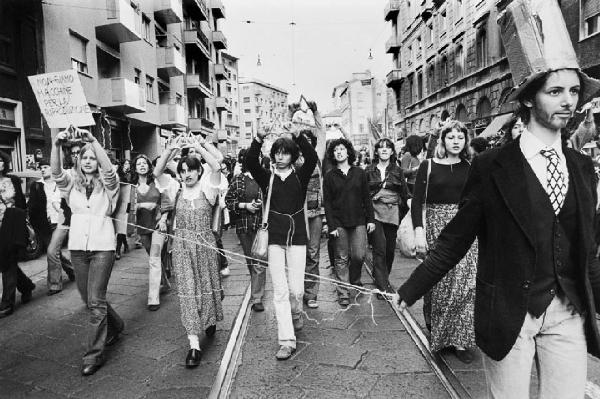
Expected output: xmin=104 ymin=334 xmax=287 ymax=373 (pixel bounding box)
xmin=397 ymin=1 xmax=600 ymax=397
xmin=28 ymin=158 xmax=74 ymax=295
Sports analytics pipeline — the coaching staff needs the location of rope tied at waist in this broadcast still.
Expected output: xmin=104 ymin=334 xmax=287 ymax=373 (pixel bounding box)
xmin=270 ymin=208 xmax=304 ymax=248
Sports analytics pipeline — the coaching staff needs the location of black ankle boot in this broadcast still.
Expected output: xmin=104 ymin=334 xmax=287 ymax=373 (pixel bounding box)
xmin=185 ymin=349 xmax=202 ymax=368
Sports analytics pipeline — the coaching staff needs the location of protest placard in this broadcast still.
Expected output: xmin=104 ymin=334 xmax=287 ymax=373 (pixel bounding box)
xmin=28 ymin=69 xmax=94 ymax=129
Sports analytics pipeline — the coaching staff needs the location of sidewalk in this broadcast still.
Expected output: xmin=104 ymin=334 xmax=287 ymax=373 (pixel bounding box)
xmin=228 ymin=244 xmax=450 ymax=398
xmin=0 ymin=230 xmax=250 ymax=399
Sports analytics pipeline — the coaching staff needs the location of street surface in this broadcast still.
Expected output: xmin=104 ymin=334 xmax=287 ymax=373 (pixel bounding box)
xmin=1 ymin=231 xmax=600 ymax=398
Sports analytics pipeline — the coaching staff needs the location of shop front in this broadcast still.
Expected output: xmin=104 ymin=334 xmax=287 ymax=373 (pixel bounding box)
xmin=0 ymin=100 xmax=25 ymax=172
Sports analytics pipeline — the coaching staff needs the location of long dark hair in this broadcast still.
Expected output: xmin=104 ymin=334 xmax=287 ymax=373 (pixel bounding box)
xmin=0 ymin=150 xmax=10 ymax=176
xmin=373 ymin=138 xmax=397 ymax=164
xmin=130 ymin=154 xmax=155 ymax=185
xmin=270 ymin=137 xmax=300 ymax=164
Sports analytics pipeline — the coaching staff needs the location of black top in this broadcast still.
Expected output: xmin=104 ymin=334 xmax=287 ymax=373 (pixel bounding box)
xmin=323 ymin=166 xmax=375 ymax=231
xmin=411 ymin=159 xmax=470 ymax=227
xmin=245 ymin=135 xmax=318 ymax=246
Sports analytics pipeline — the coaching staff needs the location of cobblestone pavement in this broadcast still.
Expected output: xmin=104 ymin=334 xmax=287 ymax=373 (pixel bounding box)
xmin=0 ymin=230 xmax=249 ymax=399
xmin=228 ymin=244 xmax=450 ymax=399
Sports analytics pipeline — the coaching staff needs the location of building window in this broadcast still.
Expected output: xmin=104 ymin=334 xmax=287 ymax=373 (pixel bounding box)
xmin=0 ymin=35 xmax=14 ymax=68
xmin=425 ymin=24 xmax=433 ymax=47
xmin=455 ymin=0 xmax=464 ymax=22
xmin=146 ymin=75 xmax=154 ymax=102
xmin=134 ymin=69 xmax=141 ymax=85
xmin=427 ymin=65 xmax=435 ymax=94
xmin=245 ymin=121 xmax=252 ymax=127
xmin=416 ymin=37 xmax=422 ymax=59
xmin=142 ymin=14 xmax=151 ymax=41
xmin=417 ymin=72 xmax=423 ymax=99
xmin=408 ymin=75 xmax=414 ymax=103
xmin=585 ymin=13 xmax=600 ymax=37
xmin=439 ymin=10 xmax=447 ymax=32
xmin=440 ymin=56 xmax=448 ymax=86
xmin=454 ymin=45 xmax=464 ymax=79
xmin=69 ymin=32 xmax=88 ymax=74
xmin=476 ymin=29 xmax=488 ymax=68
xmin=244 ymin=109 xmax=251 ymax=114
xmin=243 ymin=85 xmax=249 ymax=90
xmin=243 ymin=97 xmax=250 ymax=103
xmin=407 ymin=45 xmax=413 ymax=65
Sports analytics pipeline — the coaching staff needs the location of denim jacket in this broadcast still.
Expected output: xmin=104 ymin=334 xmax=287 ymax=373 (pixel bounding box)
xmin=365 ymin=162 xmax=409 ymax=199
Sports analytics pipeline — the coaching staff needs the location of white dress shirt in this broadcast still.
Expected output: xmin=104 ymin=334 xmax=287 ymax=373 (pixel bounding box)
xmin=519 ymin=128 xmax=569 ymax=194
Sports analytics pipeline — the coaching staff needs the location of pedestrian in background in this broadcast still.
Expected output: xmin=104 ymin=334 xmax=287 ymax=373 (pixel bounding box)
xmin=27 ymin=158 xmax=74 ymax=295
xmin=400 ymin=135 xmax=424 ymax=194
xmin=0 ymin=150 xmax=35 ymax=319
xmin=114 ymin=158 xmax=130 ymax=258
xmin=365 ymin=138 xmax=409 ymax=297
xmin=469 ymin=136 xmax=489 ymax=159
xmin=51 ymin=130 xmax=123 ymax=376
xmin=245 ymin=122 xmax=318 ymax=361
xmin=131 ymin=154 xmax=172 ymax=311
xmin=154 ymin=135 xmax=224 ymax=369
xmin=225 ymin=149 xmax=266 ymax=312
xmin=411 ymin=120 xmax=477 ymax=363
xmin=323 ymin=138 xmax=375 ymax=307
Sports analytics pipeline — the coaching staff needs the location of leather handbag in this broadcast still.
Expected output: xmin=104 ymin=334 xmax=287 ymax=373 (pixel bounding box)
xmin=251 ymin=172 xmax=275 ymax=261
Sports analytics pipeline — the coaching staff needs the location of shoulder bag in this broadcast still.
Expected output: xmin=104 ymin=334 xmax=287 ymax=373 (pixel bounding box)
xmin=251 ymin=172 xmax=275 ymax=261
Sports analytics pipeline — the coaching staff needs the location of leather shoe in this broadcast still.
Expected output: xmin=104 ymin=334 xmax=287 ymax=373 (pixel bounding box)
xmin=47 ymin=289 xmax=62 ymax=296
xmin=81 ymin=364 xmax=101 ymax=376
xmin=21 ymin=285 xmax=35 ymax=304
xmin=454 ymin=348 xmax=475 ymax=364
xmin=251 ymin=302 xmax=264 ymax=312
xmin=205 ymin=325 xmax=216 ymax=337
xmin=185 ymin=349 xmax=202 ymax=368
xmin=147 ymin=304 xmax=160 ymax=311
xmin=0 ymin=305 xmax=14 ymax=319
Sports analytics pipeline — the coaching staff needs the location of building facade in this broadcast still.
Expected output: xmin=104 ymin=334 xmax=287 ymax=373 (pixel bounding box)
xmin=385 ymin=0 xmax=600 ymax=139
xmin=220 ymin=51 xmax=240 ymax=155
xmin=330 ymin=71 xmax=387 ymax=148
xmin=238 ymin=78 xmax=289 ymax=149
xmin=38 ymin=0 xmax=229 ymax=161
xmin=0 ymin=0 xmax=46 ymax=171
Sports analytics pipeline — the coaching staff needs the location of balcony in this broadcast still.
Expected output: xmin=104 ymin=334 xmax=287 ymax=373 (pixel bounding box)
xmin=186 ymin=74 xmax=212 ymax=98
xmin=188 ymin=116 xmax=215 ymax=132
xmin=182 ymin=0 xmax=208 ymax=21
xmin=215 ymin=96 xmax=230 ymax=112
xmin=385 ymin=69 xmax=404 ymax=87
xmin=386 ymin=36 xmax=401 ymax=53
xmin=96 ymin=0 xmax=142 ymax=47
xmin=214 ymin=63 xmax=228 ymax=80
xmin=216 ymin=128 xmax=228 ymax=141
xmin=154 ymin=0 xmax=183 ymax=25
xmin=159 ymin=103 xmax=187 ymax=128
xmin=183 ymin=29 xmax=211 ymax=59
xmin=156 ymin=46 xmax=185 ymax=79
xmin=98 ymin=78 xmax=145 ymax=114
xmin=210 ymin=0 xmax=225 ymax=19
xmin=384 ymin=0 xmax=400 ymax=21
xmin=212 ymin=31 xmax=227 ymax=50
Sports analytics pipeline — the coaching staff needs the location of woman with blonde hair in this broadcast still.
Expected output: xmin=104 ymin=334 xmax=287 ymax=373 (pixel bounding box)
xmin=51 ymin=130 xmax=123 ymax=376
xmin=411 ymin=120 xmax=478 ymax=363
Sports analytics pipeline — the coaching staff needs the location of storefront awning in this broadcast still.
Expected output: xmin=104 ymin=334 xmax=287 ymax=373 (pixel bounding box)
xmin=480 ymin=113 xmax=514 ymax=138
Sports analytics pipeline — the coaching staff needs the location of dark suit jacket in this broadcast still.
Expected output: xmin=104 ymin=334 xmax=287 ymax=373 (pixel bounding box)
xmin=398 ymin=138 xmax=600 ymax=361
xmin=27 ymin=181 xmax=52 ymax=238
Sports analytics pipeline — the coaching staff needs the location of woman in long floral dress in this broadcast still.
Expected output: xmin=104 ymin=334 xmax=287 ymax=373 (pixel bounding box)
xmin=411 ymin=120 xmax=478 ymax=364
xmin=154 ymin=135 xmax=223 ymax=368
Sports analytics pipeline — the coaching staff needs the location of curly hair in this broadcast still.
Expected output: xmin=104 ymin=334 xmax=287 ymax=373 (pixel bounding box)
xmin=434 ymin=120 xmax=470 ymax=161
xmin=327 ymin=138 xmax=356 ymax=165
xmin=130 ymin=154 xmax=155 ymax=185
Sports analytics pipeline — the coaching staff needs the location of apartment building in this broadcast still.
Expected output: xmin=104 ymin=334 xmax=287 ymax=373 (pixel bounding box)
xmin=238 ymin=78 xmax=289 ymax=149
xmin=385 ymin=0 xmax=600 ymax=139
xmin=0 ymin=0 xmax=45 ymax=171
xmin=330 ymin=71 xmax=387 ymax=148
xmin=219 ymin=52 xmax=240 ymax=155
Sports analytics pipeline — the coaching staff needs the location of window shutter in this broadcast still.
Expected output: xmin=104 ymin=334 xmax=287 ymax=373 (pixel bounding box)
xmin=69 ymin=33 xmax=86 ymax=63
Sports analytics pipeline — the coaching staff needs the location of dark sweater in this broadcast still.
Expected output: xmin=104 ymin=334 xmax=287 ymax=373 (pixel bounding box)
xmin=245 ymin=135 xmax=318 ymax=246
xmin=323 ymin=166 xmax=374 ymax=231
xmin=411 ymin=159 xmax=470 ymax=227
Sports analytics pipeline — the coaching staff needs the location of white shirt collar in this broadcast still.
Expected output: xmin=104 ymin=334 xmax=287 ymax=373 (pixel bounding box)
xmin=274 ymin=167 xmax=293 ymax=181
xmin=519 ymin=128 xmax=564 ymax=161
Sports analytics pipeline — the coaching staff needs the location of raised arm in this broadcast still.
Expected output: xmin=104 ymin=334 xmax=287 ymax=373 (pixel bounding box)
xmin=314 ymin=110 xmax=327 ymax=163
xmin=245 ymin=136 xmax=270 ymax=191
xmin=295 ymin=133 xmax=318 ymax=187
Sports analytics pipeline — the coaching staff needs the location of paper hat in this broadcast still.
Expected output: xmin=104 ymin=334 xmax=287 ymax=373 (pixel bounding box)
xmin=498 ymin=0 xmax=600 ymax=104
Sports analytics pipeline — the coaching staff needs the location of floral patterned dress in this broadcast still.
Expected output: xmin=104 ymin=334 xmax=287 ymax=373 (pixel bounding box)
xmin=172 ymin=185 xmax=224 ymax=335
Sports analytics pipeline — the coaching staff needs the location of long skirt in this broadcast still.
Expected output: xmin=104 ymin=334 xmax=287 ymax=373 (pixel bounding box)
xmin=424 ymin=203 xmax=477 ymax=351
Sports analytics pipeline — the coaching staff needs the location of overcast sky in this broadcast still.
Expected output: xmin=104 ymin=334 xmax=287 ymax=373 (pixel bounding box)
xmin=222 ymin=0 xmax=390 ymax=113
